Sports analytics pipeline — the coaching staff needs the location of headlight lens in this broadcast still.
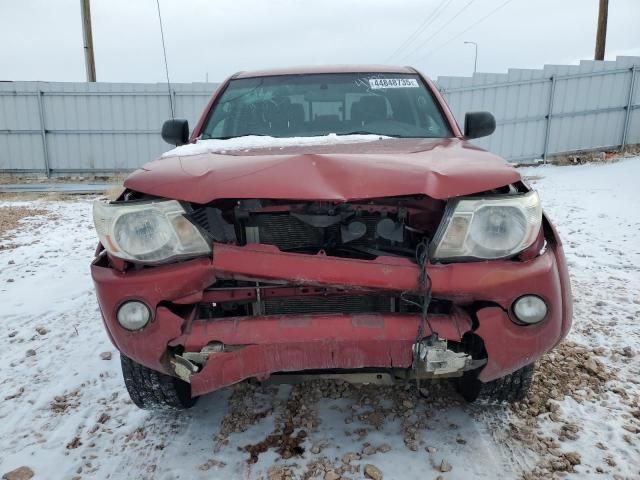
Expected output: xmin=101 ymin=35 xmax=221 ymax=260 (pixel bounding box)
xmin=93 ymin=199 xmax=210 ymax=264
xmin=512 ymin=295 xmax=548 ymax=325
xmin=117 ymin=301 xmax=151 ymax=330
xmin=113 ymin=210 xmax=173 ymax=256
xmin=431 ymin=191 xmax=542 ymax=261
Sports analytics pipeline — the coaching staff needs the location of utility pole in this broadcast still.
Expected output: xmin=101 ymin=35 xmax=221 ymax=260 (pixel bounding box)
xmin=80 ymin=0 xmax=97 ymax=81
xmin=464 ymin=41 xmax=478 ymax=74
xmin=594 ymin=0 xmax=608 ymax=60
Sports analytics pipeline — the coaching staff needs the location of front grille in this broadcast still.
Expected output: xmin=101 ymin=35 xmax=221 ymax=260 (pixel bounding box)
xmin=263 ymin=295 xmax=393 ymax=315
xmin=253 ymin=214 xmax=325 ymax=251
xmin=190 ymin=207 xmax=209 ymax=231
xmin=251 ymin=212 xmax=385 ymax=252
xmin=197 ymin=295 xmax=452 ymax=319
xmin=188 ymin=203 xmax=410 ymax=257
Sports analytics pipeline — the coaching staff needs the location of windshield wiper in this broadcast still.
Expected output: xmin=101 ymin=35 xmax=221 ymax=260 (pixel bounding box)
xmin=335 ymin=131 xmax=402 ymax=138
xmin=202 ymin=134 xmax=271 ymax=140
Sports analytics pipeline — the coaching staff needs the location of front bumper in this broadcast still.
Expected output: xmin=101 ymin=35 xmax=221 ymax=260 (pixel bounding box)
xmin=92 ymin=234 xmax=572 ymax=397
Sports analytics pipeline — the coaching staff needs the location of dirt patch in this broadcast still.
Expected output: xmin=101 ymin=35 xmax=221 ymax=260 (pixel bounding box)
xmin=50 ymin=390 xmax=81 ymax=415
xmin=0 ymin=174 xmax=127 ymax=185
xmin=244 ymin=424 xmax=307 ymax=464
xmin=66 ymin=436 xmax=82 ymax=450
xmin=513 ymin=341 xmax=614 ymax=420
xmin=213 ymin=383 xmax=276 ymax=452
xmin=0 ymin=205 xmax=50 ymax=237
xmin=341 ymin=381 xmax=453 ymax=451
xmin=241 ymin=382 xmax=320 ymax=463
xmin=218 ymin=343 xmax=618 ymax=476
xmin=1 ymin=466 xmax=35 ymax=480
xmin=236 ymin=379 xmax=460 ymax=466
xmin=0 ymin=192 xmax=84 ymax=202
xmin=0 ymin=205 xmax=55 ymax=242
xmin=548 ymin=144 xmax=640 ymax=166
xmin=510 ymin=341 xmax=616 ymax=478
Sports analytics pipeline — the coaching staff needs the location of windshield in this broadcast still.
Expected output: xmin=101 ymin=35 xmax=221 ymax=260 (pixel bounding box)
xmin=201 ymin=73 xmax=452 ymax=139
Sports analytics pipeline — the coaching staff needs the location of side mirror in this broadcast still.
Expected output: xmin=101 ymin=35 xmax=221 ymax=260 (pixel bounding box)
xmin=161 ymin=119 xmax=189 ymax=146
xmin=464 ymin=111 xmax=496 ymax=139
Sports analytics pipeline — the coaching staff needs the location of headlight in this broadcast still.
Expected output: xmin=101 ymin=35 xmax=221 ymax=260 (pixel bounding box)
xmin=431 ymin=191 xmax=542 ymax=261
xmin=117 ymin=300 xmax=152 ymax=330
xmin=512 ymin=295 xmax=548 ymax=325
xmin=93 ymin=199 xmax=211 ymax=264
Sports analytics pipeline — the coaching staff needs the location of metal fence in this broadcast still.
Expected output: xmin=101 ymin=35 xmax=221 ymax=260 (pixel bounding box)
xmin=0 ymin=82 xmax=218 ymax=176
xmin=437 ymin=55 xmax=640 ymax=162
xmin=1 ymin=55 xmax=639 ymax=176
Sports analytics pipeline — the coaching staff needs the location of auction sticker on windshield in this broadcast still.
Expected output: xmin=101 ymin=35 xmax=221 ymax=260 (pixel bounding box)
xmin=369 ymin=78 xmax=420 ymax=89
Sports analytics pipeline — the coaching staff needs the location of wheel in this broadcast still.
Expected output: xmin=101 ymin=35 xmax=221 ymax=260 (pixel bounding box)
xmin=455 ymin=363 xmax=535 ymax=403
xmin=120 ymin=354 xmax=197 ymax=410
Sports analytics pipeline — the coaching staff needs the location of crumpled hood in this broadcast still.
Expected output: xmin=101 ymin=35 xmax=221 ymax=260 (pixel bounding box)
xmin=124 ymin=138 xmax=521 ymax=204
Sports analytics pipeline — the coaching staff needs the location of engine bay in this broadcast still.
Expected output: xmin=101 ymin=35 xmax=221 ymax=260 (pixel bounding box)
xmin=187 ymin=195 xmax=445 ymax=261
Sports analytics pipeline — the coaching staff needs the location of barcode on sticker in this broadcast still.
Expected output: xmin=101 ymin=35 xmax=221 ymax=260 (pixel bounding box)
xmin=369 ymin=78 xmax=419 ymax=89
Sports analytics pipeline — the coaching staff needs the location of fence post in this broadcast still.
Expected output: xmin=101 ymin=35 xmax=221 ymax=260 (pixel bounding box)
xmin=542 ymin=76 xmax=557 ymax=163
xmin=36 ymin=90 xmax=51 ymax=178
xmin=621 ymin=66 xmax=638 ymax=150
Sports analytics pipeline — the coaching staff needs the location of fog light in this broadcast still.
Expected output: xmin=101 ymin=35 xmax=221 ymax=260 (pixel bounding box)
xmin=117 ymin=301 xmax=151 ymax=330
xmin=513 ymin=295 xmax=547 ymax=324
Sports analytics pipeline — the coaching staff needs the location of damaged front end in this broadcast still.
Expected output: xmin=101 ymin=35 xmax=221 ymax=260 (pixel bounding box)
xmin=91 ymin=185 xmax=572 ymax=397
xmin=174 ymin=194 xmax=483 ymax=384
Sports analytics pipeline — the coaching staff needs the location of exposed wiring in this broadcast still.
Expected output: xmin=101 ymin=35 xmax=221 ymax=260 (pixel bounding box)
xmin=401 ymin=239 xmax=435 ymax=394
xmin=400 ymin=240 xmax=436 ymax=343
xmin=414 ymin=239 xmax=435 ymax=341
xmin=155 ymin=0 xmax=174 ymax=119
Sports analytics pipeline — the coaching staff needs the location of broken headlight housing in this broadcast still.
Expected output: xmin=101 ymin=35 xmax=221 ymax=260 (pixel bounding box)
xmin=431 ymin=191 xmax=542 ymax=261
xmin=93 ymin=199 xmax=210 ymax=264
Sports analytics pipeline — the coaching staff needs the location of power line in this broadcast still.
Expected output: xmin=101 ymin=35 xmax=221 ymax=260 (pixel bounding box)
xmin=155 ymin=0 xmax=174 ymax=119
xmin=386 ymin=0 xmax=454 ymax=63
xmin=425 ymin=0 xmax=518 ymax=60
xmin=399 ymin=0 xmax=478 ymax=62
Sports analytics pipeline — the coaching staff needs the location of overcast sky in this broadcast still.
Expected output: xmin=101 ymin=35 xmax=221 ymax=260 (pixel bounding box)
xmin=1 ymin=0 xmax=639 ymax=83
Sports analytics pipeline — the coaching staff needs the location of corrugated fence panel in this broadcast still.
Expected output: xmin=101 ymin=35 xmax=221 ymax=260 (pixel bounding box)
xmin=38 ymin=82 xmax=218 ymax=172
xmin=438 ymin=66 xmax=552 ymax=161
xmin=437 ymin=56 xmax=639 ymax=162
xmin=0 ymin=81 xmax=219 ymax=174
xmin=1 ymin=56 xmax=639 ymax=175
xmin=625 ymin=61 xmax=640 ymax=145
xmin=548 ymin=61 xmax=631 ymax=154
xmin=0 ymin=84 xmax=44 ymax=171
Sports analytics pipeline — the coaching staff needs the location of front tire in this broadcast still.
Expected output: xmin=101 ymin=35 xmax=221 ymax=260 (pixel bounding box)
xmin=120 ymin=354 xmax=197 ymax=410
xmin=456 ymin=363 xmax=535 ymax=403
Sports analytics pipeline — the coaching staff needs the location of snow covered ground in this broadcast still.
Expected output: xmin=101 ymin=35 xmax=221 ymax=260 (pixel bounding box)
xmin=0 ymin=157 xmax=639 ymax=480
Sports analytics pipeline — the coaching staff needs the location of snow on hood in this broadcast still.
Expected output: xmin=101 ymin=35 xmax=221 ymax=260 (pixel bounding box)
xmin=161 ymin=134 xmax=389 ymax=158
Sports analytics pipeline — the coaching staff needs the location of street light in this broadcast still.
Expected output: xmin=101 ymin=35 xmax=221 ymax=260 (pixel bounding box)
xmin=464 ymin=41 xmax=478 ymax=74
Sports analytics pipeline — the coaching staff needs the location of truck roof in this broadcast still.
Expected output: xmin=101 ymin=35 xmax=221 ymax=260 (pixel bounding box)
xmin=234 ymin=65 xmax=416 ymax=79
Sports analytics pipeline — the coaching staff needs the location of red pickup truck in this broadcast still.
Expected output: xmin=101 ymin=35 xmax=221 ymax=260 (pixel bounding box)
xmin=91 ymin=66 xmax=572 ymax=410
